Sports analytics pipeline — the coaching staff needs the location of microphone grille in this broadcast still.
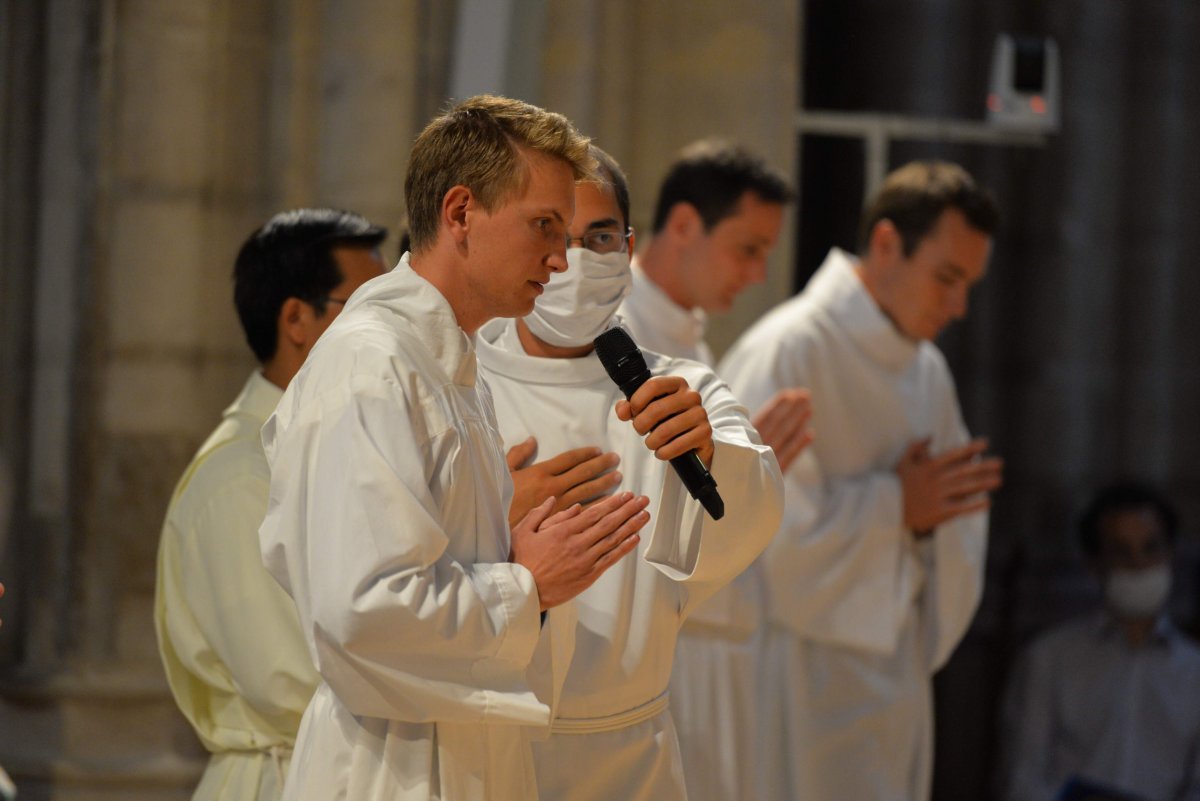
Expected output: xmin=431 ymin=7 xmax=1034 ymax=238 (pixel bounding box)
xmin=593 ymin=327 xmax=647 ymax=384
xmin=594 ymin=326 xmax=637 ymax=362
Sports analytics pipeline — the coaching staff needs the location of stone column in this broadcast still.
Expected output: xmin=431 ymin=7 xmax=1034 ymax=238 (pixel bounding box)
xmin=315 ymin=0 xmax=427 ymax=239
xmin=0 ymin=0 xmax=443 ymax=796
xmin=541 ymin=0 xmax=801 ymax=358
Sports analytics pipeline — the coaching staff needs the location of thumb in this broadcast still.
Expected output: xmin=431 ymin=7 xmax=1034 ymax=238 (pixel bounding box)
xmin=902 ymin=438 xmax=931 ymax=463
xmin=506 ymin=436 xmax=537 ymax=471
xmin=614 ymin=399 xmax=632 ymax=422
xmin=523 ymin=495 xmax=557 ymax=532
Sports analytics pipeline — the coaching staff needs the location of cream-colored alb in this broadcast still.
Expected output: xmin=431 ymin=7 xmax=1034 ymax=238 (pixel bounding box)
xmin=155 ymin=371 xmax=318 ymax=801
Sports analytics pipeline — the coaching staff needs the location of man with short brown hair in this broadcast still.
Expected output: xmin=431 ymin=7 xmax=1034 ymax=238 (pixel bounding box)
xmin=722 ymin=161 xmax=1004 ymax=801
xmin=259 ymin=96 xmax=650 ymax=801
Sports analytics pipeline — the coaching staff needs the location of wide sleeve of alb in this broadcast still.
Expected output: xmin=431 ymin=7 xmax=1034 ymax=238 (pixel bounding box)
xmin=767 ymin=449 xmax=914 ymax=653
xmin=641 ymin=362 xmax=784 ymax=618
xmin=719 ymin=324 xmax=916 ymax=656
xmin=259 ymin=370 xmax=552 ymax=727
xmin=918 ymin=362 xmax=988 ymax=672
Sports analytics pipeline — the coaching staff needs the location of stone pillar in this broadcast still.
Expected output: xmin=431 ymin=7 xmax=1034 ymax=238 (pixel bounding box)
xmin=317 ymin=0 xmax=420 ymax=234
xmin=541 ymin=0 xmax=801 ymax=358
xmin=79 ymin=0 xmax=444 ymax=674
xmin=0 ymin=0 xmax=442 ymax=796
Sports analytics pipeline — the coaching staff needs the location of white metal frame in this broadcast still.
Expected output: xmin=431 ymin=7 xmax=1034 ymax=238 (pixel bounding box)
xmin=795 ymin=109 xmax=1050 ymax=199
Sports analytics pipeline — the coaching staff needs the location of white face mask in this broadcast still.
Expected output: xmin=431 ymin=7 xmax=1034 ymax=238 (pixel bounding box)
xmin=524 ymin=248 xmax=632 ymax=347
xmin=1104 ymin=564 xmax=1172 ymax=620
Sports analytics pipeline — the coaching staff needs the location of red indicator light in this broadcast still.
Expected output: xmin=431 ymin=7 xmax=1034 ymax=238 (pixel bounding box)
xmin=1029 ymin=95 xmax=1047 ymax=114
xmin=987 ymin=93 xmax=1002 ymax=112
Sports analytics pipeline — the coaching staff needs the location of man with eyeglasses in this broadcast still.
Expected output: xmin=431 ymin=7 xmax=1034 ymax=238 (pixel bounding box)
xmin=475 ymin=144 xmax=784 ymax=801
xmin=155 ymin=208 xmax=387 ymax=801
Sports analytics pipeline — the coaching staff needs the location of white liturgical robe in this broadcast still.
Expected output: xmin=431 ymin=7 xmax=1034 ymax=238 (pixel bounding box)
xmin=258 ymin=258 xmax=575 ymax=801
xmin=622 ymin=261 xmax=713 ymax=365
xmin=719 ymin=247 xmax=988 ymax=801
xmin=619 ymin=263 xmax=767 ymax=801
xmin=475 ymin=318 xmax=783 ymax=801
xmin=156 ymin=371 xmax=319 ymax=801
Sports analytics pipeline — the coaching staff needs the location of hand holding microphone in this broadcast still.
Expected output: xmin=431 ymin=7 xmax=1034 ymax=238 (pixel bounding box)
xmin=595 ymin=328 xmax=725 ymax=520
xmin=615 ymin=373 xmax=714 ymax=458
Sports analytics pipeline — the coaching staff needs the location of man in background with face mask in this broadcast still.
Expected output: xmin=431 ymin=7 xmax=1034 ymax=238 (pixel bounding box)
xmin=999 ymin=482 xmax=1200 ymax=801
xmin=476 ymin=144 xmax=784 ymax=801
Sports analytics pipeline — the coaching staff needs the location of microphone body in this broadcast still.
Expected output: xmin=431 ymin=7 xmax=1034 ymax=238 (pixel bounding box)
xmin=594 ymin=328 xmax=725 ymax=521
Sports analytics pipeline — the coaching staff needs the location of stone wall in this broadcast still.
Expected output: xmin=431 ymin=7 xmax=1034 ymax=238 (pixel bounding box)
xmin=540 ymin=0 xmax=801 ymax=357
xmin=0 ymin=1 xmax=451 ymax=796
xmin=2 ymin=1 xmax=803 ymax=796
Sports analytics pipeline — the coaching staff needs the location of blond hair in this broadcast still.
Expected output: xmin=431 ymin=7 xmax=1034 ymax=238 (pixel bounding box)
xmin=404 ymin=95 xmax=596 ymax=253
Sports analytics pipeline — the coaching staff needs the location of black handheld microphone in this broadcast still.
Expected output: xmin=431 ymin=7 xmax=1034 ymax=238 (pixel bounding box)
xmin=594 ymin=327 xmax=725 ymax=521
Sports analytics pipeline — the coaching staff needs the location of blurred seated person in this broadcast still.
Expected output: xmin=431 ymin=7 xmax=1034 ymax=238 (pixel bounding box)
xmin=999 ymin=481 xmax=1200 ymax=801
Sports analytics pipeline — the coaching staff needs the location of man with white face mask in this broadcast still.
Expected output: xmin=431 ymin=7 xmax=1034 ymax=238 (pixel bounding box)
xmin=999 ymin=482 xmax=1200 ymax=801
xmin=476 ymin=145 xmax=784 ymax=801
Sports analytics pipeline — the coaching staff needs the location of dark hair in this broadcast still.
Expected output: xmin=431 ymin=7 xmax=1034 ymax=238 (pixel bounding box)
xmin=857 ymin=161 xmax=1000 ymax=257
xmin=589 ymin=144 xmax=631 ymax=230
xmin=233 ymin=208 xmax=386 ymax=363
xmin=650 ymin=139 xmax=793 ymax=233
xmin=1078 ymin=481 xmax=1180 ymax=558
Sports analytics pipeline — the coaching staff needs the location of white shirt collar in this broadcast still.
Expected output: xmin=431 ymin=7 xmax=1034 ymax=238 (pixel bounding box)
xmin=338 ymin=253 xmax=478 ymax=387
xmin=804 ymin=247 xmax=920 ymax=373
xmin=629 ymin=259 xmax=708 ymax=350
xmin=475 ymin=318 xmax=610 ymax=386
xmin=1092 ymin=610 xmax=1178 ymax=649
xmin=226 ymin=370 xmax=284 ymax=426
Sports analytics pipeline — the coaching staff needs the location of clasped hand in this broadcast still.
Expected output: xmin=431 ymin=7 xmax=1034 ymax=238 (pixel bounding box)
xmin=510 ymin=492 xmax=650 ymax=610
xmin=505 ymin=438 xmax=622 ymax=528
xmin=896 ymin=437 xmax=1004 ymax=536
xmin=751 ymin=387 xmax=814 ymax=473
